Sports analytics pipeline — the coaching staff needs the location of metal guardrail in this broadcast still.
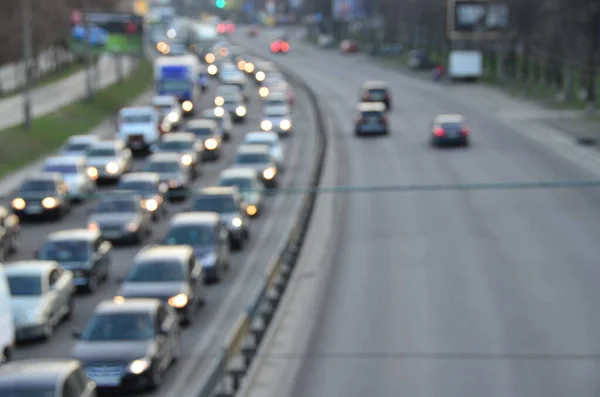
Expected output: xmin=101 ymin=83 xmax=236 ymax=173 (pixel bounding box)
xmin=192 ymin=54 xmax=328 ymax=397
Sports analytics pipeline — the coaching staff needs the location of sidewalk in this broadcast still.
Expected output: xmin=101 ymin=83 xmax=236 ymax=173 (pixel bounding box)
xmin=0 ymin=54 xmax=135 ymax=130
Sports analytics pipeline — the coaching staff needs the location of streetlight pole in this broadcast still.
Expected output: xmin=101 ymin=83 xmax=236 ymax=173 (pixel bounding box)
xmin=83 ymin=0 xmax=94 ymax=100
xmin=21 ymin=0 xmax=33 ymax=130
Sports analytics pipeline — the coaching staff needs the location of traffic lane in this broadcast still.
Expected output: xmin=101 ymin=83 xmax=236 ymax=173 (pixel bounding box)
xmin=10 ymin=81 xmax=266 ymax=358
xmin=238 ymin=31 xmax=600 ymax=397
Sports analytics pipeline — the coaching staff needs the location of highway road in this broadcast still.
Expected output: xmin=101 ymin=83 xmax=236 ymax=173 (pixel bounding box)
xmin=235 ymin=29 xmax=600 ymax=397
xmin=7 ymin=65 xmax=318 ymax=397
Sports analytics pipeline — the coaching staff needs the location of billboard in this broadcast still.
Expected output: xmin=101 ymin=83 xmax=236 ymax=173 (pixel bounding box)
xmin=332 ymin=0 xmax=367 ymax=21
xmin=69 ymin=11 xmax=144 ymax=55
xmin=447 ymin=0 xmax=510 ymax=40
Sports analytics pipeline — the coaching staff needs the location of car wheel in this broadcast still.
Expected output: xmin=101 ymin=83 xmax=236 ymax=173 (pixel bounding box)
xmin=148 ymin=363 xmax=163 ymax=390
xmin=231 ymin=237 xmax=244 ymax=251
xmin=171 ymin=336 xmax=182 ymax=363
xmin=87 ymin=275 xmax=98 ymax=293
xmin=65 ymin=297 xmax=75 ymax=319
xmin=42 ymin=317 xmax=54 ymax=340
xmin=0 ymin=347 xmax=11 ymax=364
xmin=184 ymin=305 xmax=196 ymax=325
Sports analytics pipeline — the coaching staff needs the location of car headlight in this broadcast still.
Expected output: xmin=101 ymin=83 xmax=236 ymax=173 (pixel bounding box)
xmin=41 ymin=197 xmax=57 ymax=209
xmin=261 ymin=120 xmax=272 ymax=131
xmin=205 ymin=53 xmax=215 ymax=63
xmin=280 ymin=120 xmax=291 ymax=130
xmin=244 ymin=62 xmax=255 ymax=73
xmin=142 ymin=199 xmax=158 ymax=212
xmin=262 ymin=167 xmax=276 ymax=180
xmin=256 ymin=71 xmax=265 ymax=81
xmin=167 ymin=111 xmax=179 ymax=122
xmin=181 ymin=154 xmax=193 ymax=166
xmin=214 ymin=106 xmax=225 ymax=116
xmin=246 ymin=204 xmax=258 ymax=216
xmin=214 ymin=96 xmax=224 ymax=106
xmin=126 ymin=222 xmax=138 ymax=232
xmin=128 ymin=357 xmax=151 ymax=375
xmin=207 ymin=64 xmax=218 ymax=75
xmin=168 ymin=293 xmax=189 ymax=308
xmin=87 ymin=167 xmax=98 ymax=179
xmin=231 ymin=217 xmax=242 ymax=227
xmin=182 ymin=101 xmax=193 ymax=112
xmin=236 ymin=106 xmax=246 ymax=116
xmin=259 ymin=87 xmax=269 ymax=97
xmin=238 ymin=60 xmax=246 ymax=70
xmin=11 ymin=198 xmax=26 ymax=210
xmin=204 ymin=138 xmax=218 ymax=150
xmin=88 ymin=222 xmax=99 ymax=232
xmin=105 ymin=162 xmax=119 ymax=174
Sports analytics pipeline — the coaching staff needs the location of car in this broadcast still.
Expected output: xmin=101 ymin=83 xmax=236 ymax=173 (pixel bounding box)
xmin=152 ymin=95 xmax=183 ymax=131
xmin=6 ymin=261 xmax=75 ymax=341
xmin=42 ymin=156 xmax=96 ymax=202
xmin=199 ymin=108 xmax=233 ymax=141
xmin=0 ymin=359 xmax=97 ymax=396
xmin=115 ymin=246 xmax=206 ymax=323
xmin=114 ymin=173 xmax=169 ymax=220
xmin=341 ymin=39 xmax=358 ymax=53
xmin=0 ymin=206 xmax=19 ymax=261
xmin=143 ymin=152 xmax=193 ymax=201
xmin=61 ymin=135 xmax=99 ymax=156
xmin=214 ymin=91 xmax=247 ymax=122
xmin=36 ymin=230 xmax=112 ymax=293
xmin=243 ymin=131 xmax=285 ymax=170
xmin=184 ymin=119 xmax=223 ymax=161
xmin=10 ymin=173 xmax=71 ymax=220
xmin=261 ymin=81 xmax=295 ymax=106
xmin=431 ymin=114 xmax=470 ymax=146
xmin=253 ymin=62 xmax=276 ymax=84
xmin=216 ymin=168 xmax=265 ymax=217
xmin=261 ymin=92 xmax=288 ymax=110
xmin=232 ymin=145 xmax=279 ymax=188
xmin=360 ymin=80 xmax=392 ymax=109
xmin=156 ymin=132 xmax=204 ymax=177
xmin=87 ymin=194 xmax=152 ymax=244
xmin=72 ymin=299 xmax=181 ymax=391
xmin=164 ymin=212 xmax=231 ymax=283
xmin=188 ymin=186 xmax=250 ymax=250
xmin=85 ymin=140 xmax=133 ymax=183
xmin=270 ymin=39 xmax=290 ymax=53
xmin=117 ymin=106 xmax=164 ymax=153
xmin=354 ymin=102 xmax=389 ymax=136
xmin=72 ymin=23 xmax=109 ymax=46
xmin=217 ymin=82 xmax=249 ymax=104
xmin=260 ymin=105 xmax=293 ymax=136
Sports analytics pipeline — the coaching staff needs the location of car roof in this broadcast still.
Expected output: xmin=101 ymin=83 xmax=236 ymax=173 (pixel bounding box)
xmin=245 ymin=131 xmax=278 ymax=141
xmin=44 ymin=155 xmax=86 ymax=165
xmin=88 ymin=140 xmax=121 ymax=149
xmin=265 ymin=92 xmax=286 ymax=100
xmin=185 ymin=119 xmax=217 ymax=128
xmin=120 ymin=172 xmax=160 ymax=182
xmin=161 ymin=132 xmax=196 ymax=141
xmin=152 ymin=95 xmax=177 ymax=103
xmin=198 ymin=186 xmax=239 ymax=196
xmin=148 ymin=152 xmax=183 ymax=162
xmin=120 ymin=106 xmax=154 ymax=114
xmin=356 ymin=102 xmax=386 ymax=112
xmin=26 ymin=173 xmax=62 ymax=182
xmin=219 ymin=167 xmax=258 ymax=179
xmin=236 ymin=144 xmax=271 ymax=155
xmin=434 ymin=114 xmax=465 ymax=124
xmin=0 ymin=359 xmax=81 ymax=386
xmin=361 ymin=80 xmax=388 ymax=89
xmin=134 ymin=245 xmax=194 ymax=263
xmin=67 ymin=135 xmax=97 ymax=143
xmin=46 ymin=229 xmax=99 ymax=242
xmin=170 ymin=211 xmax=220 ymax=226
xmin=96 ymin=298 xmax=160 ymax=314
xmin=4 ymin=261 xmax=58 ymax=276
xmin=218 ymin=84 xmax=241 ymax=91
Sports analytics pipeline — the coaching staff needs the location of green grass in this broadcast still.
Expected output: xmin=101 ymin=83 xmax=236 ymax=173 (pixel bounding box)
xmin=0 ymin=59 xmax=152 ymax=178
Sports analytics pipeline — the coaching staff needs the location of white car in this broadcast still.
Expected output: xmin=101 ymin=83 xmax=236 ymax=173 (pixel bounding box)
xmin=42 ymin=156 xmax=96 ymax=202
xmin=85 ymin=140 xmax=133 ymax=182
xmin=152 ymin=95 xmax=183 ymax=131
xmin=61 ymin=135 xmax=99 ymax=156
xmin=118 ymin=106 xmax=163 ymax=153
xmin=243 ymin=131 xmax=285 ymax=170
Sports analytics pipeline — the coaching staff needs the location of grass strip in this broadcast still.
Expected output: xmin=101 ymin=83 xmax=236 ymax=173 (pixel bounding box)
xmin=0 ymin=58 xmax=152 ymax=179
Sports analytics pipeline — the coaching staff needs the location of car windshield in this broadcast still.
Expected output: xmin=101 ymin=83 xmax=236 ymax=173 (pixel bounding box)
xmin=265 ymin=100 xmax=285 ymax=108
xmin=42 ymin=164 xmax=78 ymax=174
xmin=19 ymin=180 xmax=55 ymax=193
xmin=81 ymin=313 xmax=155 ymax=341
xmin=246 ymin=138 xmax=274 ymax=147
xmin=122 ymin=114 xmax=152 ymax=123
xmin=0 ymin=389 xmax=55 ymax=397
xmin=219 ymin=177 xmax=252 ymax=190
xmin=164 ymin=225 xmax=214 ymax=246
xmin=367 ymin=89 xmax=387 ymax=100
xmin=116 ymin=181 xmax=156 ymax=194
xmin=126 ymin=260 xmax=185 ymax=282
xmin=87 ymin=148 xmax=116 ymax=157
xmin=188 ymin=127 xmax=213 ymax=137
xmin=191 ymin=196 xmax=237 ymax=213
xmin=235 ymin=153 xmax=269 ymax=164
xmin=64 ymin=142 xmax=90 ymax=152
xmin=265 ymin=109 xmax=287 ymax=117
xmin=154 ymin=104 xmax=172 ymax=111
xmin=7 ymin=275 xmax=43 ymax=296
xmin=362 ymin=111 xmax=383 ymax=118
xmin=40 ymin=240 xmax=90 ymax=262
xmin=145 ymin=161 xmax=180 ymax=173
xmin=159 ymin=141 xmax=193 ymax=151
xmin=96 ymin=199 xmax=137 ymax=213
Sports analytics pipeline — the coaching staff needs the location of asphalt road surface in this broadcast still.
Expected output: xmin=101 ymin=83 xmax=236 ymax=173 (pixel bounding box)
xmin=234 ymin=28 xmax=600 ymax=397
xmin=8 ymin=64 xmax=318 ymax=397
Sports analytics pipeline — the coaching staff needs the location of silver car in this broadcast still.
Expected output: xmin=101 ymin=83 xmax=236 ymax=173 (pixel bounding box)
xmin=85 ymin=140 xmax=133 ymax=182
xmin=156 ymin=132 xmax=204 ymax=178
xmin=232 ymin=145 xmax=279 ymax=188
xmin=200 ymin=108 xmax=233 ymax=141
xmin=41 ymin=156 xmax=96 ymax=202
xmin=144 ymin=152 xmax=193 ymax=201
xmin=215 ymin=91 xmax=247 ymax=123
xmin=88 ymin=194 xmax=152 ymax=244
xmin=60 ymin=135 xmax=99 ymax=156
xmin=216 ymin=168 xmax=265 ymax=217
xmin=243 ymin=131 xmax=285 ymax=170
xmin=260 ymin=104 xmax=292 ymax=136
xmin=6 ymin=261 xmax=75 ymax=341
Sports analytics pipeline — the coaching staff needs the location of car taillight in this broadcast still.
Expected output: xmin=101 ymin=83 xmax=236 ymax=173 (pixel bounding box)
xmin=271 ymin=42 xmax=280 ymax=52
xmin=227 ymin=24 xmax=235 ymax=33
xmin=460 ymin=127 xmax=470 ymax=136
xmin=217 ymin=23 xmax=226 ymax=33
xmin=433 ymin=127 xmax=444 ymax=137
xmin=280 ymin=41 xmax=290 ymax=52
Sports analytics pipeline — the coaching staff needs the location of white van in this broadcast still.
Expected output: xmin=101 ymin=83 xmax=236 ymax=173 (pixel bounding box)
xmin=0 ymin=265 xmax=15 ymax=363
xmin=118 ymin=106 xmax=163 ymax=153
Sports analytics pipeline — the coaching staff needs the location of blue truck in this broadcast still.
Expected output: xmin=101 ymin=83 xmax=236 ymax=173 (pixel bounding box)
xmin=154 ymin=55 xmax=201 ymax=115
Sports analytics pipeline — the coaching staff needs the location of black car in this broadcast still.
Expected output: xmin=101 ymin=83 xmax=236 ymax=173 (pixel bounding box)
xmin=0 ymin=359 xmax=97 ymax=397
xmin=114 ymin=173 xmax=168 ymax=220
xmin=163 ymin=212 xmax=231 ymax=283
xmin=354 ymin=102 xmax=389 ymax=136
xmin=188 ymin=186 xmax=250 ymax=250
xmin=116 ymin=245 xmax=205 ymax=324
xmin=37 ymin=229 xmax=112 ymax=293
xmin=11 ymin=173 xmax=71 ymax=220
xmin=430 ymin=114 xmax=470 ymax=146
xmin=0 ymin=206 xmax=19 ymax=261
xmin=359 ymin=80 xmax=392 ymax=109
xmin=72 ymin=299 xmax=181 ymax=391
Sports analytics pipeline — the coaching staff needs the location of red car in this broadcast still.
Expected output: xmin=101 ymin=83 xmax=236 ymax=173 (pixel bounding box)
xmin=340 ymin=39 xmax=358 ymax=53
xmin=270 ymin=39 xmax=290 ymax=53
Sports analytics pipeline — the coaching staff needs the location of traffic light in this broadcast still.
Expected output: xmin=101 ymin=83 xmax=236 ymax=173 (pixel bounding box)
xmin=216 ymin=0 xmax=225 ymax=8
